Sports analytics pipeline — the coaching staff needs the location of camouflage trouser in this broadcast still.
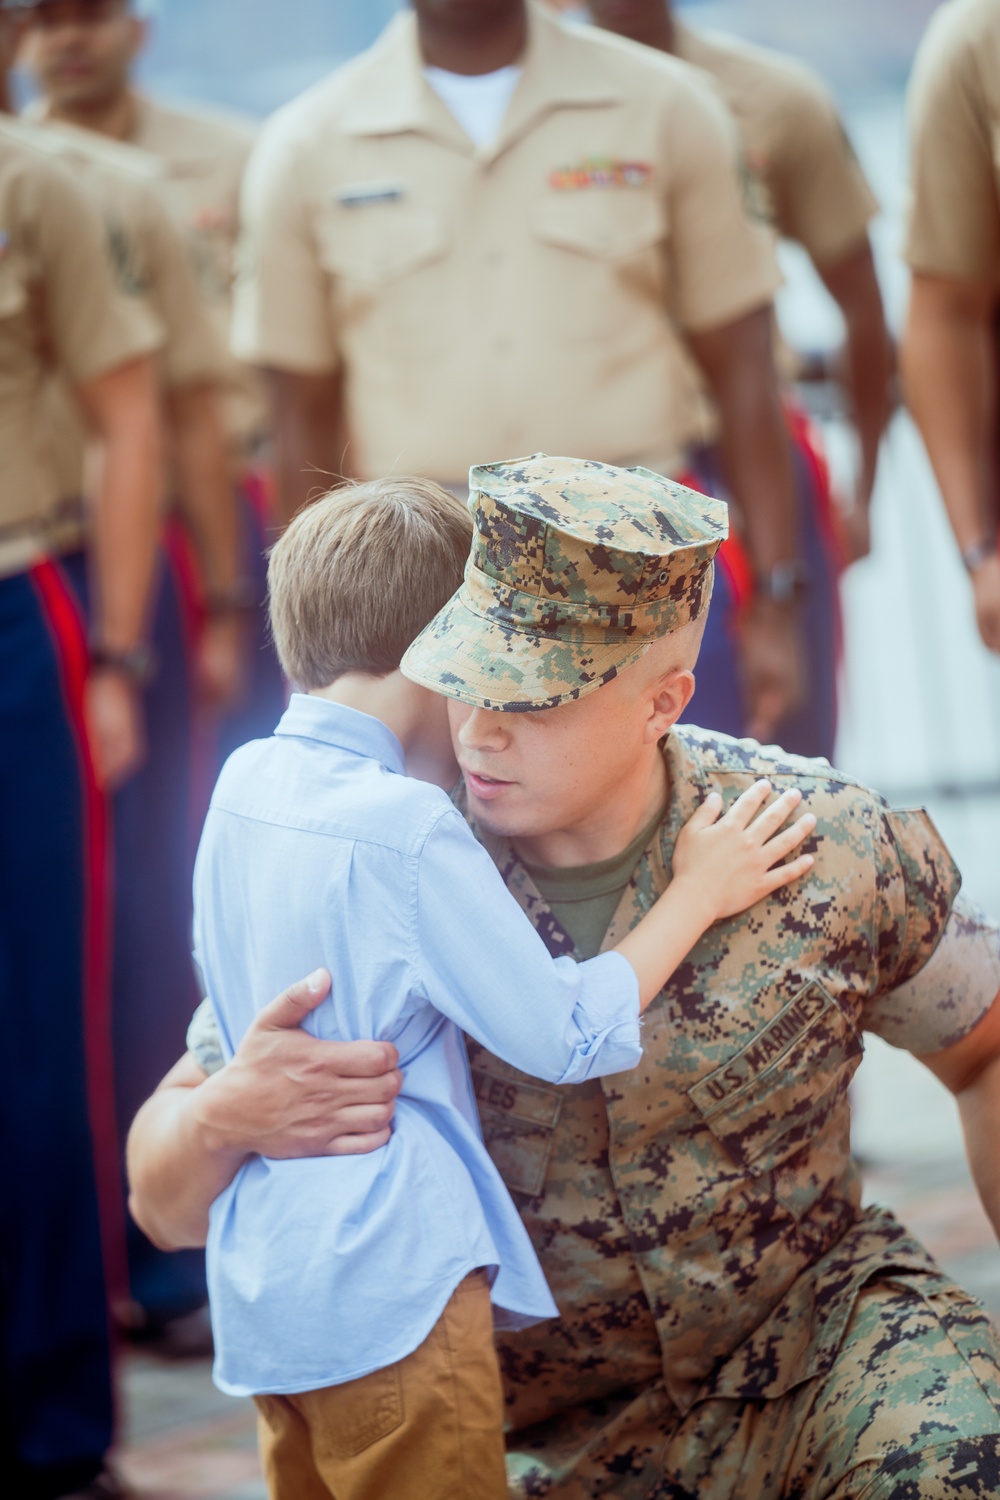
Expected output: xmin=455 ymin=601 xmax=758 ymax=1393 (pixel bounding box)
xmin=508 ymin=1276 xmax=1000 ymax=1499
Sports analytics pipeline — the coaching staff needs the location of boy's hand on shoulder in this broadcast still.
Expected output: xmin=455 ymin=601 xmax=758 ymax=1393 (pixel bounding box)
xmin=200 ymin=970 xmax=403 ymax=1161
xmin=671 ymin=779 xmax=817 ymax=927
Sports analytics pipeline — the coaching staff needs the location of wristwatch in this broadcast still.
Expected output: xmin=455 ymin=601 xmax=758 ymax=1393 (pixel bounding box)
xmin=89 ymin=641 xmax=156 ymax=687
xmin=961 ymin=536 xmax=997 ymax=574
xmin=755 ymin=559 xmax=809 ymax=608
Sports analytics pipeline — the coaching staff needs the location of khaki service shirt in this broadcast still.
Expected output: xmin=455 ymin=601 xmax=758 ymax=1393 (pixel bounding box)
xmin=10 ymin=116 xmax=227 ymax=510
xmin=129 ymin=95 xmax=266 ymax=455
xmin=674 ymin=20 xmax=878 ymax=268
xmin=905 ymin=0 xmax=1000 ymax=282
xmin=232 ymin=2 xmax=778 ymax=481
xmin=668 ymin=20 xmax=878 ymax=447
xmin=0 ymin=124 xmax=159 ymax=558
xmin=30 ymin=93 xmax=266 ymax=455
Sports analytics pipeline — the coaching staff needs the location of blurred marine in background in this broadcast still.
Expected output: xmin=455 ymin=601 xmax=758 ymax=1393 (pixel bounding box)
xmin=0 ymin=6 xmax=162 ymax=1493
xmin=15 ymin=0 xmax=285 ymax=1344
xmin=580 ymin=0 xmax=894 ymax=756
xmin=234 ymin=0 xmax=810 ymax=749
xmin=903 ymin=0 xmax=1000 ymax=659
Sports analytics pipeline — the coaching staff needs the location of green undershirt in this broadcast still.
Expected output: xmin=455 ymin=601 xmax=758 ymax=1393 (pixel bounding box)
xmin=517 ymin=806 xmax=664 ymax=961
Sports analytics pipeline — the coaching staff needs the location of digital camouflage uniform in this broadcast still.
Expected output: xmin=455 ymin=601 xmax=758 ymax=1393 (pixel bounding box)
xmin=403 ymin=456 xmax=1000 ymax=1499
xmin=192 ymin=456 xmax=1000 ymax=1498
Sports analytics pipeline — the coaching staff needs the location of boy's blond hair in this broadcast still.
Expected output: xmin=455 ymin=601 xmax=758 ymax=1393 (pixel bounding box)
xmin=268 ymin=478 xmax=473 ymax=688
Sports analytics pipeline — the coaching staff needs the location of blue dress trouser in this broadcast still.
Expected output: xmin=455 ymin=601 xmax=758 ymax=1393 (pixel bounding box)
xmin=0 ymin=563 xmax=114 ymax=1496
xmin=62 ymin=549 xmax=207 ymax=1326
xmin=215 ymin=478 xmax=286 ymax=765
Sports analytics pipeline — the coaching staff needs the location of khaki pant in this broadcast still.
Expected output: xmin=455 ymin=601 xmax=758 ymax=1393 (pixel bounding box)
xmin=255 ymin=1270 xmax=507 ymax=1500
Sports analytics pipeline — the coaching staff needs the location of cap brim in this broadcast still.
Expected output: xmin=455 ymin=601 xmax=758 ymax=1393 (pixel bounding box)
xmin=400 ymin=588 xmax=652 ymax=712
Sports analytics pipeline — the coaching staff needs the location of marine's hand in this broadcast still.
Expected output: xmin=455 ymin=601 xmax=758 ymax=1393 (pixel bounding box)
xmin=672 ymin=779 xmax=816 ymax=925
xmin=199 ymin=970 xmax=403 ymax=1161
xmin=195 ymin=614 xmax=248 ymax=710
xmin=740 ymin=601 xmax=804 ymax=743
xmin=841 ymin=500 xmax=872 ymax=566
xmin=971 ymin=553 xmax=1000 ymax=655
xmin=85 ymin=670 xmax=145 ymax=789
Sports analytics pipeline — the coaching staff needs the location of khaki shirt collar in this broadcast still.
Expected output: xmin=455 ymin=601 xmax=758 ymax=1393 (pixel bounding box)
xmin=342 ymin=2 xmax=622 ymax=157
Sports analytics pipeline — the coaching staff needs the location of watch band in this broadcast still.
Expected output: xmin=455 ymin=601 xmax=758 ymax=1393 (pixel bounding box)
xmin=961 ymin=536 xmax=997 ymax=574
xmin=89 ymin=641 xmax=156 ymax=687
xmin=756 ymin=559 xmax=810 ymax=607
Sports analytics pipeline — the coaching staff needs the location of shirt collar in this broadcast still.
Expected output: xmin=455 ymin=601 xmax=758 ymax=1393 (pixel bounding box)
xmin=274 ymin=692 xmax=406 ymax=775
xmin=341 ymin=2 xmax=621 ymax=150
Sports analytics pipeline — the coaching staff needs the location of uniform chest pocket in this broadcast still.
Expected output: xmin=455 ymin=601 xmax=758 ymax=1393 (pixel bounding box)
xmin=316 ymin=203 xmax=448 ymax=286
xmin=687 ymin=981 xmax=862 ymax=1178
xmin=316 ymin=202 xmax=450 ymax=358
xmin=532 ymin=190 xmax=666 ymax=339
xmin=470 ymin=1061 xmax=563 ymax=1201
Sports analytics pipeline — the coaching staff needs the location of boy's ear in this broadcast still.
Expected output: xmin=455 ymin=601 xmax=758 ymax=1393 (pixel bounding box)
xmin=646 ymin=667 xmax=696 ymax=743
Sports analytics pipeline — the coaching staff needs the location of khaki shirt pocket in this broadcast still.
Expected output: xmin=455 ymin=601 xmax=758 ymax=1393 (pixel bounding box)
xmin=687 ymin=981 xmax=862 ymax=1179
xmin=471 ymin=1064 xmax=563 ymax=1201
xmin=532 ymin=190 xmax=667 ymax=339
xmin=316 ymin=201 xmax=450 ymax=358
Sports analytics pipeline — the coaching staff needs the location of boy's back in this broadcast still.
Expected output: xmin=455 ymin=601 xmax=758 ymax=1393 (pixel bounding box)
xmin=196 ymin=694 xmax=569 ymax=1396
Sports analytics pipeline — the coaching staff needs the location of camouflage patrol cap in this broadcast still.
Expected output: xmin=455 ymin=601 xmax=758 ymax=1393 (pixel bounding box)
xmin=401 ymin=454 xmax=728 ymax=712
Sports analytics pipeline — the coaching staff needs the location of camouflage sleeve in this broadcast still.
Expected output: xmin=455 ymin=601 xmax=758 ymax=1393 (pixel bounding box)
xmin=861 ymin=805 xmax=997 ymax=1051
xmin=186 ymin=996 xmax=225 ymax=1077
xmin=864 ymin=895 xmax=1000 ymax=1054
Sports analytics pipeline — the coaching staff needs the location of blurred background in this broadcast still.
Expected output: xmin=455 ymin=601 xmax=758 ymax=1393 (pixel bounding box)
xmin=42 ymin=1 xmax=994 ymax=1494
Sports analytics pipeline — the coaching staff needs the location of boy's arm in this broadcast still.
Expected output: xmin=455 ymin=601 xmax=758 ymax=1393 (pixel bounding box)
xmin=617 ymin=781 xmax=816 ymax=1008
xmin=416 ymin=790 xmax=814 ymax=1087
xmin=127 ymin=973 xmax=402 ymax=1249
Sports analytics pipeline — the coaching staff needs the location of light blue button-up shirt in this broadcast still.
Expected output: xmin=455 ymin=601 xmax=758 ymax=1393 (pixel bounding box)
xmin=194 ymin=694 xmax=641 ymax=1397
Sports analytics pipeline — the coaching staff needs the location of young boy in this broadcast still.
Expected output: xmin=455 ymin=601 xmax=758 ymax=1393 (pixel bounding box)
xmin=193 ymin=477 xmax=815 ymax=1500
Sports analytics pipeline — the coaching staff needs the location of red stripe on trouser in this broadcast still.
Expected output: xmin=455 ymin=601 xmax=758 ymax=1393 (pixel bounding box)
xmin=240 ymin=463 xmax=277 ymax=532
xmin=29 ymin=559 xmax=128 ymax=1318
xmin=675 ymin=468 xmax=755 ymax=616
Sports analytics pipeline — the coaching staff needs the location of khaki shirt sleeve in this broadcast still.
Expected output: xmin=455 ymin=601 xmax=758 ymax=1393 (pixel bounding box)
xmin=37 ymin=157 xmax=160 ymax=385
xmin=142 ymin=187 xmax=229 ymax=390
xmin=231 ymin=118 xmax=338 ymax=373
xmin=860 ymin=806 xmax=994 ymax=1054
xmin=664 ymin=73 xmax=781 ymax=332
xmin=905 ymin=8 xmax=1000 ymax=280
xmin=767 ymin=76 xmax=878 ymax=266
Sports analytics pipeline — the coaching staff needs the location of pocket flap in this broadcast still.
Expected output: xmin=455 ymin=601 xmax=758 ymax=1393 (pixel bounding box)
xmin=533 ymin=190 xmax=665 ymax=259
xmin=688 ymin=981 xmax=862 ymax=1176
xmin=317 ymin=204 xmax=447 ymax=284
xmin=471 ymin=1066 xmax=563 ymax=1200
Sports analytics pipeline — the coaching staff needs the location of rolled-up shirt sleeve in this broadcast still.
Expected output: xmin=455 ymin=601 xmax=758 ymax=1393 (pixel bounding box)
xmin=186 ymin=996 xmax=226 ymax=1077
xmin=415 ymin=809 xmax=642 ymax=1085
xmin=864 ymin=893 xmax=1000 ymax=1055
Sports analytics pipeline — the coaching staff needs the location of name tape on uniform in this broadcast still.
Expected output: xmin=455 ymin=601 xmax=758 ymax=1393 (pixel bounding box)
xmin=335 ymin=181 xmax=406 ymax=209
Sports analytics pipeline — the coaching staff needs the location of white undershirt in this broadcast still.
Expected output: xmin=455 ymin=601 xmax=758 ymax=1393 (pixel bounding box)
xmin=423 ymin=63 xmax=523 ymax=148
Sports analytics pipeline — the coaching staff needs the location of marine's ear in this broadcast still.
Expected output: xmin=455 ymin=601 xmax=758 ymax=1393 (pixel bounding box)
xmin=645 ymin=665 xmax=696 ymax=743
